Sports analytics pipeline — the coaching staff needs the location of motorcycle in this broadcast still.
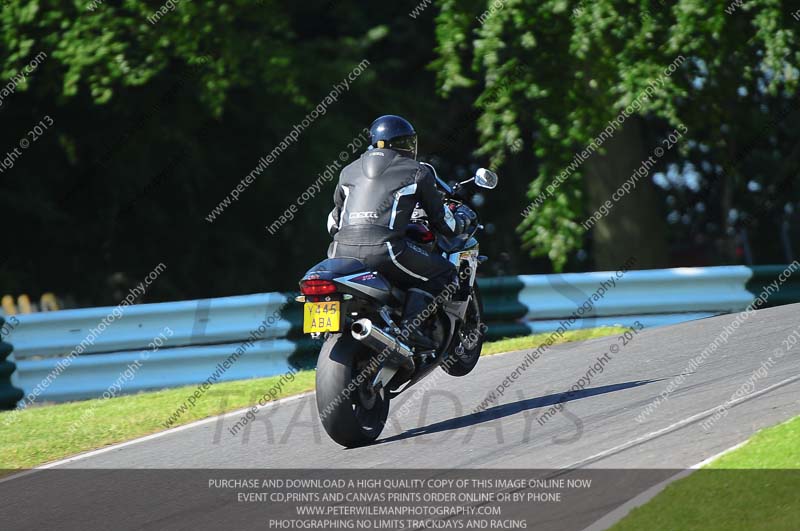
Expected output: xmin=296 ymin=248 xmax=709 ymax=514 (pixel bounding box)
xmin=297 ymin=165 xmax=498 ymax=447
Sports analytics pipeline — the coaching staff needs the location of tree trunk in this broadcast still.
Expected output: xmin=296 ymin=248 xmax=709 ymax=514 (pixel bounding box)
xmin=584 ymin=117 xmax=669 ymax=270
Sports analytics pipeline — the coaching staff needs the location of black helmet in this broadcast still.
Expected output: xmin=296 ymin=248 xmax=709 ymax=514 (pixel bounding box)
xmin=369 ymin=115 xmax=418 ymax=159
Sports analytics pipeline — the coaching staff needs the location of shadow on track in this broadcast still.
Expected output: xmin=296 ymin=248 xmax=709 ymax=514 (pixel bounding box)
xmin=375 ymin=379 xmax=660 ymax=445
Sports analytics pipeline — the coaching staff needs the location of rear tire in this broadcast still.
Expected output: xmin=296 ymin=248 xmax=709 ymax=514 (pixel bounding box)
xmin=441 ymin=285 xmax=485 ymax=377
xmin=315 ymin=333 xmax=389 ymax=447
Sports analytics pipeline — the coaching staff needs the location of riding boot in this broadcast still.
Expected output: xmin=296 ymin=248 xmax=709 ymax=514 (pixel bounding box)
xmin=399 ymin=288 xmax=439 ymax=350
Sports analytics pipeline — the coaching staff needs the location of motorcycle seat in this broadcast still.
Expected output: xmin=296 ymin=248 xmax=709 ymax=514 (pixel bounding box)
xmin=305 ymin=257 xmax=368 ymax=276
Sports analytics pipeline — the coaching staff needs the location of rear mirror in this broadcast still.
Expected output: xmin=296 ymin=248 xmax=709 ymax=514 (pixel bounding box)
xmin=474 ymin=168 xmax=498 ymax=189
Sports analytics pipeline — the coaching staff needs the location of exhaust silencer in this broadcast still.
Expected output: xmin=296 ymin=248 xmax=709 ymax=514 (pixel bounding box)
xmin=351 ymin=318 xmax=415 ymax=371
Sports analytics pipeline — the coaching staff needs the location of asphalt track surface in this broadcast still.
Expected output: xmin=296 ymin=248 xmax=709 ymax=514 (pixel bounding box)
xmin=3 ymin=304 xmax=800 ymax=530
xmin=60 ymin=303 xmax=800 ymax=469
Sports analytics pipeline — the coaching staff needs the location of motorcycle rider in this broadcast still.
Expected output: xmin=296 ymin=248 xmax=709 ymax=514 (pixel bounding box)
xmin=327 ymin=115 xmax=471 ymax=349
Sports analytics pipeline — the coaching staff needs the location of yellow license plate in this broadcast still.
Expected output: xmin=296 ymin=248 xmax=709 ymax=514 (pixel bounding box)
xmin=303 ymin=301 xmax=341 ymax=333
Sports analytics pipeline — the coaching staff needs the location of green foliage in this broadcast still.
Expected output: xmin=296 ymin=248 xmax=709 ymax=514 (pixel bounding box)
xmin=479 ymin=325 xmax=624 ymax=355
xmin=434 ymin=0 xmax=799 ymax=269
xmin=3 ymin=0 xmax=797 ymax=300
xmin=0 ymin=1 xmax=405 ymax=303
xmin=0 ymin=1 xmax=320 ymax=112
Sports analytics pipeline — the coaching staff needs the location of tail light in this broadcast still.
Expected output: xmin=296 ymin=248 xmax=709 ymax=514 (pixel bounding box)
xmin=300 ymin=279 xmax=337 ymax=295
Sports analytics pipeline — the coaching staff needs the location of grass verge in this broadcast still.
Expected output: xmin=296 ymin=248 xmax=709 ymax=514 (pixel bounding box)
xmin=480 ymin=326 xmax=625 ymax=356
xmin=0 ymin=326 xmax=624 ymax=470
xmin=609 ymin=415 xmax=800 ymax=531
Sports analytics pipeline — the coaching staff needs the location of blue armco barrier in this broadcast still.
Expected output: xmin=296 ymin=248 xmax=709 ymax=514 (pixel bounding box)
xmin=9 ymin=292 xmax=292 ymax=359
xmin=3 ymin=265 xmax=794 ymax=405
xmin=7 ymin=293 xmax=297 ymax=404
xmin=514 ymin=266 xmax=755 ymax=333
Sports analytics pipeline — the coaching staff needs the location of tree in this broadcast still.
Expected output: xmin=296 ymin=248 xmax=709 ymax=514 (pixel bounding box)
xmin=433 ymin=0 xmax=799 ymax=270
xmin=0 ymin=1 xmax=485 ymax=304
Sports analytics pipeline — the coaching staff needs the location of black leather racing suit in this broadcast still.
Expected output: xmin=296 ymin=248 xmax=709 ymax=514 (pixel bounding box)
xmin=327 ymin=148 xmax=457 ymax=298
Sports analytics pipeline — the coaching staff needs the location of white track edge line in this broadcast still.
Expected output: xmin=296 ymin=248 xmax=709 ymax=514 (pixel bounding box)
xmin=0 ymin=347 xmax=529 ymax=482
xmin=0 ymin=390 xmax=315 ymax=484
xmin=576 ymin=372 xmax=800 ymax=530
xmin=560 ymin=371 xmax=800 ymax=470
xmin=579 ymin=440 xmax=749 ymax=531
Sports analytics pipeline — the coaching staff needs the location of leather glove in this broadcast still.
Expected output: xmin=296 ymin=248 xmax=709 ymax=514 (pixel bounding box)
xmin=453 ymin=209 xmax=472 ymax=235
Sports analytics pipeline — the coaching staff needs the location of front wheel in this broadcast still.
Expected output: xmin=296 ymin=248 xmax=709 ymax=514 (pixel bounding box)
xmin=441 ymin=285 xmax=485 ymax=377
xmin=315 ymin=333 xmax=390 ymax=447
